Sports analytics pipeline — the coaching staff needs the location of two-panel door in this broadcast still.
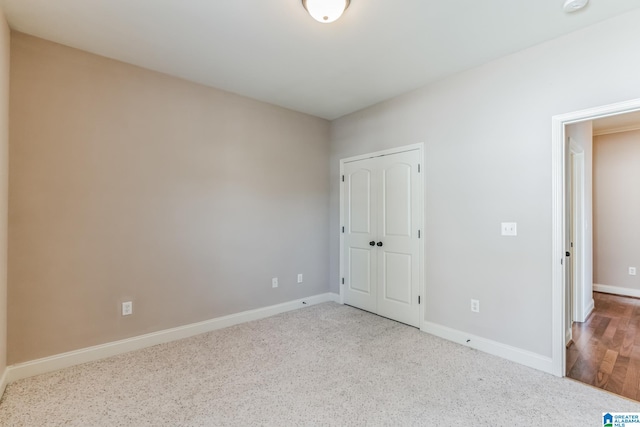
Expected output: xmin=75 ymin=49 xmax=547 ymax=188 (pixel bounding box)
xmin=343 ymin=149 xmax=421 ymax=327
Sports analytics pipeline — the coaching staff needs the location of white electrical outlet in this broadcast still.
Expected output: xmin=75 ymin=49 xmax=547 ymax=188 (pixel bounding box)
xmin=630 ymin=267 xmax=637 ymax=276
xmin=471 ymin=299 xmax=480 ymax=313
xmin=501 ymin=222 xmax=517 ymax=236
xmin=272 ymin=277 xmax=279 ymax=288
xmin=297 ymin=274 xmax=303 ymax=284
xmin=122 ymin=301 xmax=133 ymax=316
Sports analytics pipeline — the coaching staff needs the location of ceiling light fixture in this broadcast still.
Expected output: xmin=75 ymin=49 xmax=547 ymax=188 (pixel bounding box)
xmin=563 ymin=0 xmax=589 ymax=13
xmin=302 ymin=0 xmax=350 ymax=24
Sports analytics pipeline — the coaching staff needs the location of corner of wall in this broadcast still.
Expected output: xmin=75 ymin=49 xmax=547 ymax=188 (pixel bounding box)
xmin=0 ymin=366 xmax=7 ymax=398
xmin=0 ymin=5 xmax=10 ymax=396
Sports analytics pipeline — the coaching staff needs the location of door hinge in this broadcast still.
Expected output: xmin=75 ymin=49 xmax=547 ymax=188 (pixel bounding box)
xmin=418 ymin=296 xmax=421 ymax=304
xmin=341 ymin=278 xmax=345 ymax=285
xmin=418 ymin=230 xmax=421 ymax=239
xmin=342 ymin=175 xmax=344 ymax=182
xmin=418 ymin=164 xmax=421 ymax=173
xmin=342 ymin=226 xmax=344 ymax=233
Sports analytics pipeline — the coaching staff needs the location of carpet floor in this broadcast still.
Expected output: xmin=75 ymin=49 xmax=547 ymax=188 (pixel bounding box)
xmin=0 ymin=302 xmax=639 ymax=426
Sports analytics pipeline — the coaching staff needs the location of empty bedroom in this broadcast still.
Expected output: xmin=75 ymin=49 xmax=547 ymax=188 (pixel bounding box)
xmin=1 ymin=1 xmax=640 ymax=426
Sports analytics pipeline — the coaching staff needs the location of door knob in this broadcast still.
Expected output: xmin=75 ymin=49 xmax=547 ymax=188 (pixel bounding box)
xmin=369 ymin=241 xmax=375 ymax=246
xmin=376 ymin=242 xmax=383 ymax=247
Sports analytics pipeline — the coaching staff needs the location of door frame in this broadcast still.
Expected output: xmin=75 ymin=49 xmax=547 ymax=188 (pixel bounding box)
xmin=339 ymin=142 xmax=425 ymax=329
xmin=565 ymin=138 xmax=586 ymax=347
xmin=569 ymin=139 xmax=589 ymax=324
xmin=552 ymin=98 xmax=640 ymax=377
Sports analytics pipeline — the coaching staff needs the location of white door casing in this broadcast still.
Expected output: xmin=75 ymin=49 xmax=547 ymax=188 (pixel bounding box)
xmin=570 ymin=140 xmax=587 ymax=324
xmin=340 ymin=144 xmax=424 ymax=328
xmin=564 ymin=138 xmax=574 ymax=348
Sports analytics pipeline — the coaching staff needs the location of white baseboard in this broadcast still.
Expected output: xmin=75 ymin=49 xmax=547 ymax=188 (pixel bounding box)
xmin=593 ymin=283 xmax=640 ymax=299
xmin=6 ymin=292 xmax=340 ymax=384
xmin=421 ymin=321 xmax=554 ymax=375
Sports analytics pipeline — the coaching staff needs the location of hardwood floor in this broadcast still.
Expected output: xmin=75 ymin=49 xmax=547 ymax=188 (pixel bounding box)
xmin=567 ymin=292 xmax=640 ymax=400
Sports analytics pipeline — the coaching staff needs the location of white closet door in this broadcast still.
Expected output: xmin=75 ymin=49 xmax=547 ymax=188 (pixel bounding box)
xmin=343 ymin=158 xmax=378 ymax=313
xmin=376 ymin=150 xmax=420 ymax=327
xmin=342 ymin=149 xmax=421 ymax=328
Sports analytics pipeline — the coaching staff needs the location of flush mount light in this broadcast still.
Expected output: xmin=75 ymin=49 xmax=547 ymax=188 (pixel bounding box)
xmin=302 ymin=0 xmax=350 ymax=24
xmin=563 ymin=0 xmax=589 ymax=13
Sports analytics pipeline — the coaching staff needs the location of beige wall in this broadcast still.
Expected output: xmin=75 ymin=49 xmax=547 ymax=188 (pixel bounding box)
xmin=8 ymin=33 xmax=330 ymax=364
xmin=0 ymin=10 xmax=9 ymax=380
xmin=330 ymin=9 xmax=640 ymax=357
xmin=593 ymin=129 xmax=640 ymax=290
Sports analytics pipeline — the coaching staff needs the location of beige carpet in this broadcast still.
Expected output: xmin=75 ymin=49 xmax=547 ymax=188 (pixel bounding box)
xmin=0 ymin=302 xmax=638 ymax=426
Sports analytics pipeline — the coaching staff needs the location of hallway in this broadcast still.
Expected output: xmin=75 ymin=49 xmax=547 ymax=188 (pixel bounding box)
xmin=567 ymin=292 xmax=640 ymax=400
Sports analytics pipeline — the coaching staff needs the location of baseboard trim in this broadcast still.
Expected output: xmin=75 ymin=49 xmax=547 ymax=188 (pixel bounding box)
xmin=421 ymin=321 xmax=554 ymax=375
xmin=593 ymin=283 xmax=640 ymax=299
xmin=6 ymin=292 xmax=340 ymax=384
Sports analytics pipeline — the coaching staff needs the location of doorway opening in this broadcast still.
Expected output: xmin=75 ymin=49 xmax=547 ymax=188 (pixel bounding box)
xmin=552 ymin=98 xmax=640 ymax=382
xmin=565 ymin=110 xmax=640 ymax=399
xmin=565 ymin=137 xmax=589 ymax=347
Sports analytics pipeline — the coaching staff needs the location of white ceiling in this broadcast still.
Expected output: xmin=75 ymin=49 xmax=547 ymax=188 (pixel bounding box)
xmin=2 ymin=0 xmax=640 ymax=120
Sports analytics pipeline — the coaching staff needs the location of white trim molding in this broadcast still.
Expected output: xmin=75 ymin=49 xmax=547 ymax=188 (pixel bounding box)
xmin=5 ymin=292 xmax=339 ymax=385
xmin=593 ymin=123 xmax=640 ymax=137
xmin=421 ymin=322 xmax=554 ymax=375
xmin=552 ymin=97 xmax=640 ymax=378
xmin=568 ymin=140 xmax=590 ymax=323
xmin=594 ymin=283 xmax=640 ymax=299
xmin=328 ymin=292 xmax=341 ymax=303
